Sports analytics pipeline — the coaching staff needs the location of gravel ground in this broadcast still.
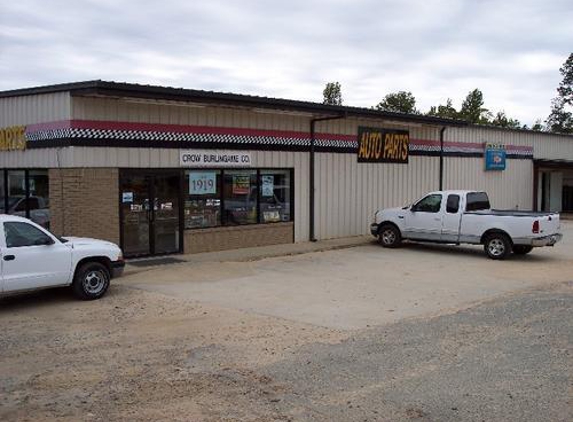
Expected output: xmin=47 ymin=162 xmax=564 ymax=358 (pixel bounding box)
xmin=1 ymin=281 xmax=571 ymax=421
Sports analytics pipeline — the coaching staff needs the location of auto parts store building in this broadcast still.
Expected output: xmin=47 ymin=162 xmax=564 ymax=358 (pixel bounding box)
xmin=1 ymin=81 xmax=572 ymax=257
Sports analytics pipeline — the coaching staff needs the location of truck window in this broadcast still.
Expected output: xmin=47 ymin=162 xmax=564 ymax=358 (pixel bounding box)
xmin=466 ymin=192 xmax=490 ymax=211
xmin=446 ymin=194 xmax=460 ymax=213
xmin=412 ymin=194 xmax=442 ymax=213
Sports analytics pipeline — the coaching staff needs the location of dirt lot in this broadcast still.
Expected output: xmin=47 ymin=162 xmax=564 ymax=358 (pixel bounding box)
xmin=0 ymin=285 xmax=346 ymax=421
xmin=1 ymin=225 xmax=572 ymax=421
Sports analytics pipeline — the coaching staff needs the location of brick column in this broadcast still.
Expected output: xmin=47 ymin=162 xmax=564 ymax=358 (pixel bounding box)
xmin=49 ymin=168 xmax=119 ymax=244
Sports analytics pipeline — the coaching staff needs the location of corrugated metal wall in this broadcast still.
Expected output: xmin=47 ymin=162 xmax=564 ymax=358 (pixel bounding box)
xmin=4 ymin=94 xmax=573 ymax=243
xmin=0 ymin=92 xmax=71 ymax=126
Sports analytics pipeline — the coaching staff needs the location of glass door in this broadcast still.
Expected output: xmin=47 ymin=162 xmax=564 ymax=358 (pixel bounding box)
xmin=121 ymin=173 xmax=152 ymax=257
xmin=152 ymin=173 xmax=181 ymax=254
xmin=120 ymin=170 xmax=182 ymax=257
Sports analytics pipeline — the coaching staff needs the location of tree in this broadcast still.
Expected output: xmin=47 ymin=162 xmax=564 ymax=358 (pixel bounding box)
xmin=375 ymin=91 xmax=419 ymax=114
xmin=546 ymin=97 xmax=573 ymax=133
xmin=557 ymin=53 xmax=573 ymax=106
xmin=546 ymin=53 xmax=573 ymax=133
xmin=426 ymin=98 xmax=458 ymax=119
xmin=530 ymin=119 xmax=544 ymax=131
xmin=322 ymin=82 xmax=343 ymax=105
xmin=490 ymin=111 xmax=521 ymax=129
xmin=458 ymin=89 xmax=491 ymax=124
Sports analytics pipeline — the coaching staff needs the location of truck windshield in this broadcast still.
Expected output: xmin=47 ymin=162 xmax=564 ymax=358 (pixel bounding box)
xmin=466 ymin=192 xmax=491 ymax=211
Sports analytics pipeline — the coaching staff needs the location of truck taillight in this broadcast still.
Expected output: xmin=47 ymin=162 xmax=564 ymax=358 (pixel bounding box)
xmin=532 ymin=220 xmax=540 ymax=234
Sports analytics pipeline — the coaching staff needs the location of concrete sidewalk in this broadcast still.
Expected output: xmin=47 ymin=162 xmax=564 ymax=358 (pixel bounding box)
xmin=125 ymin=235 xmax=373 ymax=274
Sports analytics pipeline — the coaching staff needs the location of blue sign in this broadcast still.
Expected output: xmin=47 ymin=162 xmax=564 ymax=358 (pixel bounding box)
xmin=485 ymin=143 xmax=506 ymax=171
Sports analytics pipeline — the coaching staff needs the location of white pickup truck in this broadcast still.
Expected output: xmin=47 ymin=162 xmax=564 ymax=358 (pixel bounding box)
xmin=370 ymin=190 xmax=562 ymax=259
xmin=0 ymin=215 xmax=124 ymax=300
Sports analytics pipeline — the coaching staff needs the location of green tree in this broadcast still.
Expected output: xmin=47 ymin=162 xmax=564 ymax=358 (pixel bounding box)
xmin=426 ymin=98 xmax=458 ymax=119
xmin=557 ymin=53 xmax=573 ymax=106
xmin=546 ymin=97 xmax=573 ymax=133
xmin=459 ymin=89 xmax=491 ymax=124
xmin=530 ymin=119 xmax=544 ymax=131
xmin=490 ymin=111 xmax=521 ymax=129
xmin=322 ymin=82 xmax=343 ymax=105
xmin=546 ymin=53 xmax=573 ymax=133
xmin=375 ymin=91 xmax=419 ymax=114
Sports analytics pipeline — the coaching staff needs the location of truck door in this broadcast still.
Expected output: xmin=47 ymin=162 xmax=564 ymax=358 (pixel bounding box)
xmin=441 ymin=194 xmax=462 ymax=242
xmin=1 ymin=221 xmax=71 ymax=293
xmin=404 ymin=193 xmax=444 ymax=241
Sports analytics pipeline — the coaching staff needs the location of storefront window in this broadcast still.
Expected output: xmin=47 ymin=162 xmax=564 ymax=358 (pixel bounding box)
xmin=223 ymin=170 xmax=258 ymax=225
xmin=3 ymin=170 xmax=50 ymax=228
xmin=184 ymin=170 xmax=221 ymax=228
xmin=0 ymin=171 xmax=4 ymax=213
xmin=28 ymin=170 xmax=50 ymax=228
xmin=259 ymin=170 xmax=291 ymax=223
xmin=7 ymin=170 xmax=26 ymax=217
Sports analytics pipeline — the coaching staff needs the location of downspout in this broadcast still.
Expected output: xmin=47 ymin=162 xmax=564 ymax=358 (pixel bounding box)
xmin=309 ymin=114 xmax=346 ymax=242
xmin=439 ymin=126 xmax=447 ymax=191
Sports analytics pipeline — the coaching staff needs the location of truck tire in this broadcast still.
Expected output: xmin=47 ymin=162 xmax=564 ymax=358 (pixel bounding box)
xmin=72 ymin=262 xmax=110 ymax=300
xmin=378 ymin=224 xmax=402 ymax=248
xmin=484 ymin=233 xmax=511 ymax=260
xmin=513 ymin=245 xmax=533 ymax=255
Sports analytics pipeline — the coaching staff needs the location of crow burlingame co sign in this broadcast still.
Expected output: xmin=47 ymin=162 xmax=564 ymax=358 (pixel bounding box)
xmin=180 ymin=150 xmax=252 ymax=167
xmin=357 ymin=127 xmax=409 ymax=164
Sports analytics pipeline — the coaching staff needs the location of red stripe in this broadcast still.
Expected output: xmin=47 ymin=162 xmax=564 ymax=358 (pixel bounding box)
xmin=24 ymin=119 xmax=534 ymax=152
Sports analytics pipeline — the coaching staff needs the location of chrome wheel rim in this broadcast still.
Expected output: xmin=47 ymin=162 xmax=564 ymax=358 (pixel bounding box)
xmin=381 ymin=229 xmax=396 ymax=245
xmin=83 ymin=270 xmax=107 ymax=295
xmin=488 ymin=239 xmax=505 ymax=256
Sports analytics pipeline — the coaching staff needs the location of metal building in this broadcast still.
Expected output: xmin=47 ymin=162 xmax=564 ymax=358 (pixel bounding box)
xmin=0 ymin=81 xmax=571 ymax=257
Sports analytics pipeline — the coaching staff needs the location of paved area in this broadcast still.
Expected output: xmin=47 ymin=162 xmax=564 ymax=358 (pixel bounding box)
xmin=123 ymin=222 xmax=573 ymax=330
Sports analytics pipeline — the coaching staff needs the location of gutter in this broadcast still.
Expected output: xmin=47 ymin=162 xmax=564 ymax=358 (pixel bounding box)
xmin=309 ymin=113 xmax=347 ymax=242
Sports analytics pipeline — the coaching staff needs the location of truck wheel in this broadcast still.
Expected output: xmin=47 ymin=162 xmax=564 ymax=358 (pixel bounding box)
xmin=378 ymin=225 xmax=402 ymax=248
xmin=513 ymin=245 xmax=533 ymax=255
xmin=72 ymin=262 xmax=110 ymax=300
xmin=484 ymin=233 xmax=511 ymax=260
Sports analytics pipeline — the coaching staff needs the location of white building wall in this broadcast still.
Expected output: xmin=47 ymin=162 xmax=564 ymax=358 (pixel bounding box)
xmin=0 ymin=93 xmax=71 ymax=127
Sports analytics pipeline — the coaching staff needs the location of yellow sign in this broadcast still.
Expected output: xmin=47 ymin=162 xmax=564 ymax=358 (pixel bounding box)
xmin=0 ymin=126 xmax=27 ymax=151
xmin=357 ymin=127 xmax=409 ymax=163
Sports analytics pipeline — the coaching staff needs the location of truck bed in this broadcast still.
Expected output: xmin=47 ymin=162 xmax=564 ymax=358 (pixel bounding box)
xmin=465 ymin=209 xmax=557 ymax=217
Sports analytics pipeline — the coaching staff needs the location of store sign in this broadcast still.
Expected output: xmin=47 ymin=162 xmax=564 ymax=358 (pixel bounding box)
xmin=180 ymin=150 xmax=252 ymax=167
xmin=189 ymin=171 xmax=217 ymax=195
xmin=0 ymin=126 xmax=27 ymax=151
xmin=484 ymin=143 xmax=506 ymax=171
xmin=357 ymin=127 xmax=409 ymax=163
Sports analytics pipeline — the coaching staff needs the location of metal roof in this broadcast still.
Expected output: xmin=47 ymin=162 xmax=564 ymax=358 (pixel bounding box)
xmin=0 ymin=80 xmax=466 ymax=127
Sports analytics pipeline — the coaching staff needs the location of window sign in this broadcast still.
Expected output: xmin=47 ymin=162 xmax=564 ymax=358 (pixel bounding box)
xmin=122 ymin=192 xmax=134 ymax=203
xmin=232 ymin=175 xmax=250 ymax=195
xmin=261 ymin=175 xmax=274 ymax=197
xmin=484 ymin=143 xmax=506 ymax=171
xmin=189 ymin=171 xmax=217 ymax=195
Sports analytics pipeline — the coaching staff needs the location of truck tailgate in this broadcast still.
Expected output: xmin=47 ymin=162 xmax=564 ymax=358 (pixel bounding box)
xmin=537 ymin=213 xmax=561 ymax=236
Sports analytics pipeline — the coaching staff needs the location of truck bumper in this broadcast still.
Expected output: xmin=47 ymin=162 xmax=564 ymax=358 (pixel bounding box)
xmin=111 ymin=260 xmax=125 ymax=278
xmin=531 ymin=233 xmax=563 ymax=247
xmin=370 ymin=223 xmax=379 ymax=237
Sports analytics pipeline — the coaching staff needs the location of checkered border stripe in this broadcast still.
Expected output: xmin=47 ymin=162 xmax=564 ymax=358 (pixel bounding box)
xmin=24 ymin=126 xmax=533 ymax=158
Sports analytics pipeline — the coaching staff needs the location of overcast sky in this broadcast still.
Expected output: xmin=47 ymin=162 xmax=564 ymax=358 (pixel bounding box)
xmin=1 ymin=0 xmax=572 ymax=125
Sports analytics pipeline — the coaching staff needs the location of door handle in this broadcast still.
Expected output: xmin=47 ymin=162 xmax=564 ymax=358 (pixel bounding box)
xmin=434 ymin=217 xmax=441 ymax=221
xmin=3 ymin=255 xmax=15 ymax=261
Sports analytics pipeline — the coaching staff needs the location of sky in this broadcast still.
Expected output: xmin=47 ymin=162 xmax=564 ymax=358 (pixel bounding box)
xmin=1 ymin=0 xmax=572 ymax=126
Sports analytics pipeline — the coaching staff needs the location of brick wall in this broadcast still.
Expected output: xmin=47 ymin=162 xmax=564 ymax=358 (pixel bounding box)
xmin=184 ymin=222 xmax=294 ymax=254
xmin=49 ymin=168 xmax=119 ymax=244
